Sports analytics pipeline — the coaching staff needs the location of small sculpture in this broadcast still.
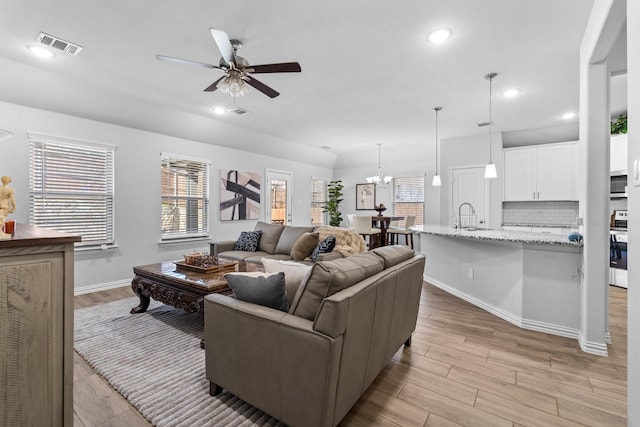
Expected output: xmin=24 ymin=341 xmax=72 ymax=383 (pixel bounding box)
xmin=0 ymin=175 xmax=16 ymax=239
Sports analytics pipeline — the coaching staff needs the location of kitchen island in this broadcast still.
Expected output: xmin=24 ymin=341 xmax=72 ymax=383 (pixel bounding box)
xmin=411 ymin=225 xmax=595 ymax=352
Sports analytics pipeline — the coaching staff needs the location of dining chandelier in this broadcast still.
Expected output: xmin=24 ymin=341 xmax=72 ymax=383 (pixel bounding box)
xmin=366 ymin=143 xmax=392 ymax=187
xmin=432 ymin=106 xmax=442 ymax=186
xmin=484 ymin=72 xmax=498 ymax=179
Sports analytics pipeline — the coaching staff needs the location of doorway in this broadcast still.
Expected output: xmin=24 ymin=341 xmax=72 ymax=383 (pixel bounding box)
xmin=451 ymin=166 xmax=490 ymax=228
xmin=266 ymin=169 xmax=292 ymax=225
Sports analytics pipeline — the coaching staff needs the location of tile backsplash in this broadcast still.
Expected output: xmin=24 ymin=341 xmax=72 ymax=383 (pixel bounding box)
xmin=502 ymin=201 xmax=579 ymax=226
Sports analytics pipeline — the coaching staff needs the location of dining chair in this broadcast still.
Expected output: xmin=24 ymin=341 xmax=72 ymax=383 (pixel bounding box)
xmin=346 ymin=213 xmax=356 ymax=228
xmin=386 ymin=215 xmax=416 ymax=248
xmin=352 ymin=215 xmax=381 ymax=249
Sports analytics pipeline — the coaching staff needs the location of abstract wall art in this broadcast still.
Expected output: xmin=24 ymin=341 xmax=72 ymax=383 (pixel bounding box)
xmin=220 ymin=169 xmax=261 ymax=220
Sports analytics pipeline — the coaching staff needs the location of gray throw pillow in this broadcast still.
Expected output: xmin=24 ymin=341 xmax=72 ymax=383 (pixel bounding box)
xmin=224 ymin=272 xmax=288 ymax=312
xmin=235 ymin=230 xmax=262 ymax=252
xmin=311 ymin=236 xmax=336 ymax=262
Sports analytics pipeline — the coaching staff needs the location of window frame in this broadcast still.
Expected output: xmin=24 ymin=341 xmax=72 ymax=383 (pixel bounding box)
xmin=311 ymin=177 xmax=328 ymax=226
xmin=28 ymin=132 xmax=116 ymax=248
xmin=160 ymin=152 xmax=211 ymax=241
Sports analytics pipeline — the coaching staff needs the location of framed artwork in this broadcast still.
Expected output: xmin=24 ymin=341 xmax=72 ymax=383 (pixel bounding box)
xmin=356 ymin=183 xmax=376 ymax=210
xmin=220 ymin=169 xmax=261 ymax=220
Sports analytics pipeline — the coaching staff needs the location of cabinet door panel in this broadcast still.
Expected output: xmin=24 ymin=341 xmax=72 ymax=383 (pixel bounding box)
xmin=504 ymin=149 xmax=535 ymax=201
xmin=536 ymin=144 xmax=574 ymax=200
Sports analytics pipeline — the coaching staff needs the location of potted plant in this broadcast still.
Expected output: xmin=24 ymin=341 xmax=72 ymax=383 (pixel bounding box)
xmin=611 ymin=114 xmax=627 ymax=134
xmin=323 ymin=180 xmax=344 ymax=227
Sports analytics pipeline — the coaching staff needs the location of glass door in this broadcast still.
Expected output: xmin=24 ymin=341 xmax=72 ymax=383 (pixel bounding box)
xmin=266 ymin=170 xmax=292 ymax=225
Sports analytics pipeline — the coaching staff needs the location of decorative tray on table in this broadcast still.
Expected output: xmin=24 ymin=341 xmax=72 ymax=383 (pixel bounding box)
xmin=174 ymin=254 xmax=237 ymax=274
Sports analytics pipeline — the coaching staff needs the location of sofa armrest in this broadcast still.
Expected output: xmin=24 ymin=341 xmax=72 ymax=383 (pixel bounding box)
xmin=204 ymin=294 xmax=343 ymax=427
xmin=210 ymin=240 xmax=236 ymax=256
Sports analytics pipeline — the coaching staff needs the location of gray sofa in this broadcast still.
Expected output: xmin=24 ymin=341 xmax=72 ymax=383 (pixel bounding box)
xmin=210 ymin=221 xmax=340 ymax=265
xmin=204 ymin=245 xmax=426 ymax=427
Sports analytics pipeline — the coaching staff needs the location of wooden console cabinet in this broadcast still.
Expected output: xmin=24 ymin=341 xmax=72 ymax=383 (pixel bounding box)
xmin=0 ymin=224 xmax=80 ymax=426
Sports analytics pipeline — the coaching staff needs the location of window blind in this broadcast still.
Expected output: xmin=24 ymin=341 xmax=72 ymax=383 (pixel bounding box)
xmin=29 ymin=133 xmax=115 ymax=246
xmin=393 ymin=176 xmax=425 ymax=227
xmin=161 ymin=153 xmax=210 ymax=240
xmin=311 ymin=178 xmax=327 ymax=225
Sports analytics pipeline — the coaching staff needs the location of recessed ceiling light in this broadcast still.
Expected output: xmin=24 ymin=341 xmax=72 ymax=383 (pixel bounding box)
xmin=502 ymin=88 xmax=520 ymax=98
xmin=427 ymin=28 xmax=452 ymax=44
xmin=28 ymin=45 xmax=54 ymax=58
xmin=212 ymin=107 xmax=226 ymax=115
xmin=562 ymin=112 xmax=578 ymax=120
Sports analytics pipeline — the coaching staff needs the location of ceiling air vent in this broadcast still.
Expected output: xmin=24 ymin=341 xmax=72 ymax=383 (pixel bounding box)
xmin=477 ymin=121 xmax=493 ymax=127
xmin=37 ymin=32 xmax=83 ymax=56
xmin=228 ymin=107 xmax=248 ymax=115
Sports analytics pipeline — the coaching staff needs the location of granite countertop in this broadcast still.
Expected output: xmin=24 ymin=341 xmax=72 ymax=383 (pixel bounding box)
xmin=502 ymin=223 xmax=577 ymax=228
xmin=410 ymin=224 xmax=583 ymax=247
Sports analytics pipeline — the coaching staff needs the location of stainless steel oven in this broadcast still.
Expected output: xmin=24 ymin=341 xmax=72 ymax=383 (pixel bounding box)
xmin=610 ymin=174 xmax=628 ymax=197
xmin=610 ymin=210 xmax=628 ymax=288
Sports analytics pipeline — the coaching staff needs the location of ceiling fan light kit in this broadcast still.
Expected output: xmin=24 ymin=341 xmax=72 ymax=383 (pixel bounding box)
xmin=157 ymin=28 xmax=301 ymax=99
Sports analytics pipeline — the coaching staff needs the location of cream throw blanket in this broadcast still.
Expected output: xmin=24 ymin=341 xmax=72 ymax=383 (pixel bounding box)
xmin=316 ymin=225 xmax=367 ymax=257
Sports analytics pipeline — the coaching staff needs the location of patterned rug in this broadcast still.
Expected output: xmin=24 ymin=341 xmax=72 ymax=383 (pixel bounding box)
xmin=74 ymin=297 xmax=284 ymax=427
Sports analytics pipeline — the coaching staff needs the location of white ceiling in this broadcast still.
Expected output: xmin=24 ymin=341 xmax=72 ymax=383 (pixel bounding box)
xmin=1 ymin=0 xmax=625 ymax=168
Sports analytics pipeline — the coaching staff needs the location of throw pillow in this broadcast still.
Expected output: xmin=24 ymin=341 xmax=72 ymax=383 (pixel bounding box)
xmin=262 ymin=258 xmax=313 ymax=307
xmin=311 ymin=236 xmax=336 ymax=262
xmin=290 ymin=231 xmax=320 ymax=261
xmin=235 ymin=230 xmax=262 ymax=252
xmin=224 ymin=271 xmax=288 ymax=312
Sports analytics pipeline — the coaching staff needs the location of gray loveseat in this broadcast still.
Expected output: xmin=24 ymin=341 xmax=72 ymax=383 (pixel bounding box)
xmin=210 ymin=221 xmax=341 ymax=265
xmin=204 ymin=245 xmax=425 ymax=427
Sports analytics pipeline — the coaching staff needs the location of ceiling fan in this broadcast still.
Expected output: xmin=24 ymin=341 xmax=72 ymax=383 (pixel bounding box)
xmin=156 ymin=28 xmax=301 ymax=98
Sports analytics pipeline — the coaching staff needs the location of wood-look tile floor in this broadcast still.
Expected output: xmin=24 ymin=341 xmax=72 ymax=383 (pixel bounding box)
xmin=73 ymin=284 xmax=627 ymax=427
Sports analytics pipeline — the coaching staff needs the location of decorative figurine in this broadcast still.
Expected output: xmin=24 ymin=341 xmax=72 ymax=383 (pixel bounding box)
xmin=0 ymin=175 xmax=16 ymax=239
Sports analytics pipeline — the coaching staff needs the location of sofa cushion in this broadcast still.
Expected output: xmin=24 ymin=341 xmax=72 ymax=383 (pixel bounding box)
xmin=254 ymin=221 xmax=285 ymax=254
xmin=224 ymin=271 xmax=288 ymax=312
xmin=262 ymin=258 xmax=313 ymax=307
xmin=235 ymin=230 xmax=262 ymax=252
xmin=371 ymin=245 xmax=415 ymax=269
xmin=244 ymin=253 xmax=293 ymax=264
xmin=289 ymin=252 xmax=384 ymax=321
xmin=274 ymin=226 xmax=317 ymax=255
xmin=217 ymin=250 xmax=271 ymax=262
xmin=310 ymin=236 xmax=336 ymax=262
xmin=289 ymin=231 xmax=319 ymax=261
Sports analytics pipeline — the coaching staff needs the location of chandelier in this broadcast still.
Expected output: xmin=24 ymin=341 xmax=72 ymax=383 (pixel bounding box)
xmin=216 ymin=69 xmax=251 ymax=97
xmin=366 ymin=143 xmax=392 ymax=187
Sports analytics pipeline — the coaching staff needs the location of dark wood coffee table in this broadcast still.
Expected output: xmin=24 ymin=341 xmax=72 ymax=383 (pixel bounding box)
xmin=130 ymin=259 xmax=242 ymax=314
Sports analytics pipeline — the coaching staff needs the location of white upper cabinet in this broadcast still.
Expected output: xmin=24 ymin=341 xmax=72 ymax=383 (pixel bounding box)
xmin=610 ymin=134 xmax=628 ymax=173
xmin=503 ymin=141 xmax=578 ymax=201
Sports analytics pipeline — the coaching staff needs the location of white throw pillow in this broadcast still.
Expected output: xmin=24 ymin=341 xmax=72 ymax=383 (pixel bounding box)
xmin=261 ymin=258 xmax=313 ymax=307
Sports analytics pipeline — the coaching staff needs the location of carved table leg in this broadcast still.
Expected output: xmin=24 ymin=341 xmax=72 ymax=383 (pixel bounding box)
xmin=130 ymin=276 xmax=151 ymax=314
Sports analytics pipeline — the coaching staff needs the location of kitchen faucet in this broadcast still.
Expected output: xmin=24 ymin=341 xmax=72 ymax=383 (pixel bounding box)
xmin=457 ymin=202 xmax=476 ymax=229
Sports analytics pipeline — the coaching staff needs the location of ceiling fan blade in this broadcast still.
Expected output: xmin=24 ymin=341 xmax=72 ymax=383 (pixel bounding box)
xmin=245 ymin=76 xmax=280 ymax=98
xmin=210 ymin=28 xmax=235 ymax=66
xmin=248 ymin=62 xmax=302 ymax=74
xmin=203 ymin=76 xmax=226 ymax=92
xmin=156 ymin=55 xmax=221 ymax=70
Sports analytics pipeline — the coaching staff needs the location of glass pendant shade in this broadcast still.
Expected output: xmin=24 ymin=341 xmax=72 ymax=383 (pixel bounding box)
xmin=432 ymin=174 xmax=442 ymax=186
xmin=484 ymin=163 xmax=497 ymax=179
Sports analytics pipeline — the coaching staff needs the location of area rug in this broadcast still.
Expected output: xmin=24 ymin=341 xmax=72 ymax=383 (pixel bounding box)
xmin=74 ymin=297 xmax=284 ymax=427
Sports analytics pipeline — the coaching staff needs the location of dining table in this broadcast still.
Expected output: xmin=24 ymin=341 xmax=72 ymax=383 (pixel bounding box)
xmin=371 ymin=215 xmax=404 ymax=247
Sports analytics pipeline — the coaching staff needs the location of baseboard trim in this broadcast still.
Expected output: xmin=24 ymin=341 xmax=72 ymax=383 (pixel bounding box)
xmin=424 ymin=274 xmax=607 ymax=356
xmin=75 ymin=279 xmax=130 ymax=296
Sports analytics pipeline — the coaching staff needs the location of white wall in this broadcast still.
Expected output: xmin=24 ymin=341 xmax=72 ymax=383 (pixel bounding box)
xmin=439 ymin=132 xmax=503 ymax=228
xmin=627 ymin=0 xmax=639 ymax=423
xmin=0 ymin=101 xmax=333 ymax=290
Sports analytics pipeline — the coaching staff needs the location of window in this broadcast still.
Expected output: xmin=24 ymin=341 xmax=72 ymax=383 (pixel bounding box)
xmin=393 ymin=176 xmax=424 ymax=227
xmin=311 ymin=178 xmax=327 ymax=225
xmin=161 ymin=153 xmax=210 ymax=240
xmin=29 ymin=133 xmax=115 ymax=247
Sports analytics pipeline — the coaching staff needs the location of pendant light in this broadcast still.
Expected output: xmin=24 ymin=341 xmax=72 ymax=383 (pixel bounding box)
xmin=484 ymin=72 xmax=498 ymax=179
xmin=432 ymin=106 xmax=442 ymax=186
